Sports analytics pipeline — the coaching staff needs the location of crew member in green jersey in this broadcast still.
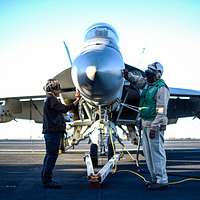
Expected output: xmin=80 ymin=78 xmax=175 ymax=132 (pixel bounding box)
xmin=123 ymin=62 xmax=170 ymax=190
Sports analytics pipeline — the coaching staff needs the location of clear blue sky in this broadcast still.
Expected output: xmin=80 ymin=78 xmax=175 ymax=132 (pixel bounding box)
xmin=0 ymin=0 xmax=200 ymax=139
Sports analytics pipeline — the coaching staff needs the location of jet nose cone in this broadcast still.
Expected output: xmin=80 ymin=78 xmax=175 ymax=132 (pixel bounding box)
xmin=86 ymin=66 xmax=96 ymax=81
xmin=71 ymin=45 xmax=124 ymax=105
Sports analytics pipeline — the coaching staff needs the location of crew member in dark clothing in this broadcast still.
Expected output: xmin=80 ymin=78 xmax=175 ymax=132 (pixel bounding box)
xmin=41 ymin=79 xmax=80 ymax=189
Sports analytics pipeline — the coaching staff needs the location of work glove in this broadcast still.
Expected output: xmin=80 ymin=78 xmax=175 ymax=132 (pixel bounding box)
xmin=73 ymin=89 xmax=81 ymax=106
xmin=75 ymin=89 xmax=81 ymax=100
xmin=149 ymin=129 xmax=156 ymax=139
xmin=160 ymin=125 xmax=166 ymax=131
xmin=122 ymin=69 xmax=129 ymax=80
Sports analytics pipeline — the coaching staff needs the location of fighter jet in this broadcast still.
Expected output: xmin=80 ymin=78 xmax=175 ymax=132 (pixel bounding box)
xmin=0 ymin=23 xmax=200 ymax=167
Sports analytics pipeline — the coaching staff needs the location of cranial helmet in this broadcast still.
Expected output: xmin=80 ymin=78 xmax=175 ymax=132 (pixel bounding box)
xmin=43 ymin=79 xmax=61 ymax=93
xmin=148 ymin=62 xmax=164 ymax=75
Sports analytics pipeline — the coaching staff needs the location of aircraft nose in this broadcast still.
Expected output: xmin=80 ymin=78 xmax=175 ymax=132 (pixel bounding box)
xmin=71 ymin=46 xmax=124 ymax=105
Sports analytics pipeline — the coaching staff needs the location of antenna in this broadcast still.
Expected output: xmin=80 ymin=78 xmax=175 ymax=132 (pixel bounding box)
xmin=63 ymin=41 xmax=73 ymax=67
xmin=137 ymin=47 xmax=146 ymax=68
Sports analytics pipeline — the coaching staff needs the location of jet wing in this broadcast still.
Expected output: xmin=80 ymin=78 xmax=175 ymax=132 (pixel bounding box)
xmin=169 ymin=87 xmax=200 ymax=97
xmin=167 ymin=87 xmax=200 ymax=123
xmin=125 ymin=63 xmax=145 ymax=76
xmin=0 ymin=67 xmax=76 ymax=123
xmin=0 ymin=95 xmax=45 ymax=123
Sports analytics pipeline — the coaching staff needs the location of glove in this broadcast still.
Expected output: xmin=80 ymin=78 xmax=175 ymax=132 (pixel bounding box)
xmin=149 ymin=129 xmax=156 ymax=139
xmin=73 ymin=89 xmax=81 ymax=106
xmin=75 ymin=89 xmax=80 ymax=100
xmin=122 ymin=69 xmax=129 ymax=80
xmin=160 ymin=125 xmax=166 ymax=131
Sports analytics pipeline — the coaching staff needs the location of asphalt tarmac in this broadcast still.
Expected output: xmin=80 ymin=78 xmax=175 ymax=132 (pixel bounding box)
xmin=0 ymin=140 xmax=200 ymax=200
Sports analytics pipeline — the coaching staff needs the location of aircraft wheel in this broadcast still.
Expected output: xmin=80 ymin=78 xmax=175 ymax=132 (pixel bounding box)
xmin=60 ymin=134 xmax=66 ymax=153
xmin=107 ymin=143 xmax=115 ymax=160
xmin=90 ymin=144 xmax=98 ymax=168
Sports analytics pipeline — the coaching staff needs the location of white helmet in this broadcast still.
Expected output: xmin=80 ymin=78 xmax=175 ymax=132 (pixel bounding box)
xmin=148 ymin=62 xmax=163 ymax=75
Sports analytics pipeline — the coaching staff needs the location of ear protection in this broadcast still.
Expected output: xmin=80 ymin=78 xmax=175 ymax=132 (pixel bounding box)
xmin=156 ymin=71 xmax=162 ymax=79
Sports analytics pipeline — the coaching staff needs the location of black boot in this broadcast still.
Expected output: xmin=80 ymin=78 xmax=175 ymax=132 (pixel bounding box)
xmin=43 ymin=181 xmax=62 ymax=189
xmin=147 ymin=183 xmax=168 ymax=190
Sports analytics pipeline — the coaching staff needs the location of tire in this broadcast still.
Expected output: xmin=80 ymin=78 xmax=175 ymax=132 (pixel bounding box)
xmin=107 ymin=143 xmax=115 ymax=160
xmin=90 ymin=144 xmax=98 ymax=168
xmin=60 ymin=135 xmax=65 ymax=153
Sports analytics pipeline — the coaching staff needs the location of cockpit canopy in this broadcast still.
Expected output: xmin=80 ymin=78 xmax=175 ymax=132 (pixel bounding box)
xmin=84 ymin=23 xmax=119 ymax=46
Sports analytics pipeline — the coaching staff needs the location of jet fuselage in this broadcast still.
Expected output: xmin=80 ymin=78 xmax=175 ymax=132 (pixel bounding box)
xmin=71 ymin=23 xmax=125 ymax=106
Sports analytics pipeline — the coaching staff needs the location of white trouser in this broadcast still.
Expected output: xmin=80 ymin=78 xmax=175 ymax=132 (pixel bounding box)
xmin=142 ymin=127 xmax=168 ymax=184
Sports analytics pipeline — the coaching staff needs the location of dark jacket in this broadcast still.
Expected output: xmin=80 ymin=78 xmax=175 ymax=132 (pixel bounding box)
xmin=42 ymin=95 xmax=75 ymax=133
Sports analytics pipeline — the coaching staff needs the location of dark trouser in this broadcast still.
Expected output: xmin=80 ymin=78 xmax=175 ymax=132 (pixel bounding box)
xmin=41 ymin=132 xmax=64 ymax=184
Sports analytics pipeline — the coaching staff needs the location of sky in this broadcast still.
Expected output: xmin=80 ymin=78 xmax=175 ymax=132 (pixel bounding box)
xmin=0 ymin=0 xmax=200 ymax=139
